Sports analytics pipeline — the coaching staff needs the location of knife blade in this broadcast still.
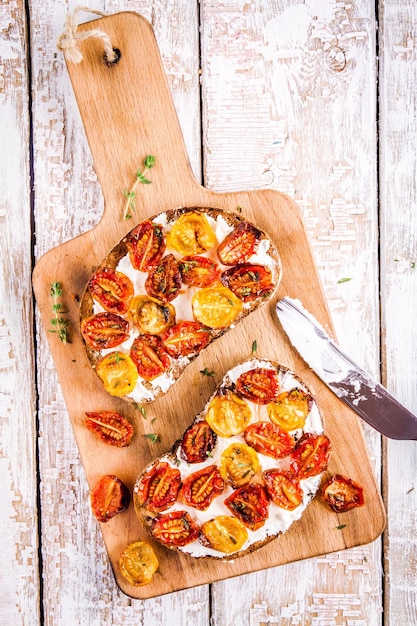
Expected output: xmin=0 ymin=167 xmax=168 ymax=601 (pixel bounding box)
xmin=275 ymin=296 xmax=417 ymax=440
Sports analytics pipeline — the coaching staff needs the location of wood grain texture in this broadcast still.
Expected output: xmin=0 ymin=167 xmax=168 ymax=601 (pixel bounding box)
xmin=0 ymin=2 xmax=40 ymax=625
xmin=379 ymin=0 xmax=417 ymax=624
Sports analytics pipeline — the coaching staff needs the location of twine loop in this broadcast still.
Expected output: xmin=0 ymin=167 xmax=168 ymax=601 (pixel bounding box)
xmin=57 ymin=6 xmax=117 ymax=64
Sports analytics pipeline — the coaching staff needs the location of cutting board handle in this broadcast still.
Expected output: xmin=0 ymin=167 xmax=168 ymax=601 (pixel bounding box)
xmin=65 ymin=11 xmax=199 ymax=226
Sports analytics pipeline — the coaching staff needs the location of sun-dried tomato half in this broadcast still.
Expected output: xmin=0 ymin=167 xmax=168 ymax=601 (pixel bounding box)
xmin=180 ymin=420 xmax=217 ymax=463
xmin=135 ymin=461 xmax=181 ymax=513
xmin=125 ymin=220 xmax=166 ymax=271
xmin=88 ymin=268 xmax=134 ymax=314
xmin=290 ymin=433 xmax=331 ymax=479
xmin=161 ymin=321 xmax=211 ymax=358
xmin=224 ymin=483 xmax=269 ymax=531
xmin=217 ymin=222 xmax=262 ymax=265
xmin=145 ymin=254 xmax=182 ymax=302
xmin=90 ymin=474 xmax=131 ymax=522
xmin=151 ymin=510 xmax=200 ymax=547
xmin=321 ymin=474 xmax=365 ymax=512
xmin=81 ymin=312 xmax=129 ymax=350
xmin=179 ymin=465 xmax=224 ymax=511
xmin=130 ymin=334 xmax=171 ymax=381
xmin=179 ymin=255 xmax=221 ymax=288
xmin=263 ymin=469 xmax=304 ymax=510
xmin=244 ymin=421 xmax=295 ymax=459
xmin=85 ymin=411 xmax=133 ymax=447
xmin=221 ymin=264 xmax=274 ymax=302
xmin=119 ymin=541 xmax=159 ymax=587
xmin=236 ymin=367 xmax=279 ymax=404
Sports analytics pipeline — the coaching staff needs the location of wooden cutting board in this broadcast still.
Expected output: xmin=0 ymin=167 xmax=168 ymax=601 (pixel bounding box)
xmin=32 ymin=12 xmax=385 ymax=599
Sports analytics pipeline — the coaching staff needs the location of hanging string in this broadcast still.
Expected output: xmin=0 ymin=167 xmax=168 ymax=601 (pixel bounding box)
xmin=56 ymin=6 xmax=117 ymax=64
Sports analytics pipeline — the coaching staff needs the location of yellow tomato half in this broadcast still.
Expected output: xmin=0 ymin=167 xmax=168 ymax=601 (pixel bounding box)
xmin=205 ymin=391 xmax=252 ymax=437
xmin=220 ymin=443 xmax=260 ymax=488
xmin=201 ymin=516 xmax=248 ymax=554
xmin=167 ymin=211 xmax=217 ymax=255
xmin=129 ymin=295 xmax=176 ymax=335
xmin=192 ymin=286 xmax=243 ymax=328
xmin=119 ymin=541 xmax=159 ymax=586
xmin=96 ymin=352 xmax=138 ymax=397
xmin=267 ymin=388 xmax=311 ymax=431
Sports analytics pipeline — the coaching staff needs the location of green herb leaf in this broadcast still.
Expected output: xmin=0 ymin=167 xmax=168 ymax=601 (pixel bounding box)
xmin=251 ymin=339 xmax=257 ymax=354
xmin=200 ymin=367 xmax=215 ymax=377
xmin=122 ymin=155 xmax=156 ymax=219
xmin=335 ymin=524 xmax=347 ymax=530
xmin=144 ymin=433 xmax=160 ymax=444
xmin=49 ymin=282 xmax=70 ymax=344
xmin=337 ymin=277 xmax=353 ymax=284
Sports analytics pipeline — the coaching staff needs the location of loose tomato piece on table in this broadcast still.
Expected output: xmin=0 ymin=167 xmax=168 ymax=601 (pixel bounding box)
xmin=167 ymin=211 xmax=217 ymax=255
xmin=224 ymin=483 xmax=269 ymax=531
xmin=96 ymin=352 xmax=138 ymax=397
xmin=192 ymin=285 xmax=243 ymax=329
xmin=88 ymin=268 xmax=134 ymax=315
xmin=263 ymin=469 xmax=304 ymax=510
xmin=135 ymin=461 xmax=181 ymax=513
xmin=145 ymin=254 xmax=182 ymax=302
xmin=244 ymin=421 xmax=295 ymax=459
xmin=220 ymin=443 xmax=260 ymax=488
xmin=290 ymin=433 xmax=331 ymax=479
xmin=81 ymin=312 xmax=130 ymax=350
xmin=236 ymin=367 xmax=279 ymax=404
xmin=125 ymin=220 xmax=166 ymax=271
xmin=85 ymin=411 xmax=133 ymax=447
xmin=119 ymin=541 xmax=159 ymax=587
xmin=205 ymin=391 xmax=252 ymax=437
xmin=161 ymin=321 xmax=211 ymax=358
xmin=129 ymin=295 xmax=175 ymax=335
xmin=321 ymin=474 xmax=365 ymax=512
xmin=90 ymin=474 xmax=131 ymax=522
xmin=221 ymin=264 xmax=275 ymax=302
xmin=217 ymin=221 xmax=262 ymax=265
xmin=200 ymin=515 xmax=248 ymax=554
xmin=180 ymin=420 xmax=217 ymax=463
xmin=179 ymin=465 xmax=224 ymax=511
xmin=151 ymin=510 xmax=200 ymax=547
xmin=179 ymin=255 xmax=221 ymax=288
xmin=130 ymin=334 xmax=171 ymax=381
xmin=267 ymin=388 xmax=313 ymax=431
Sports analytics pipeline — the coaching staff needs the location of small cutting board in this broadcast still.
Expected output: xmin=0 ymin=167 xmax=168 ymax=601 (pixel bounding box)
xmin=32 ymin=12 xmax=385 ymax=599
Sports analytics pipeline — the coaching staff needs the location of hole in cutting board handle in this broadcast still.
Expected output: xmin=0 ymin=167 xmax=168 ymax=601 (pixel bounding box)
xmin=104 ymin=48 xmax=121 ymax=66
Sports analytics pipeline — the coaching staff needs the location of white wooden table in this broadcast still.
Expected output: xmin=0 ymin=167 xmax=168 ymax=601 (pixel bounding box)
xmin=1 ymin=1 xmax=416 ymax=624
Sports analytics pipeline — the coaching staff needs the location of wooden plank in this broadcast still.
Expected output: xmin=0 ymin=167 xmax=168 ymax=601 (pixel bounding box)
xmin=200 ymin=0 xmax=384 ymax=623
xmin=0 ymin=1 xmax=40 ymax=625
xmin=379 ymin=1 xmax=417 ymax=624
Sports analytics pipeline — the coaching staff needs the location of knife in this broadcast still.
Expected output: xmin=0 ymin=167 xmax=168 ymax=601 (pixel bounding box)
xmin=275 ymin=296 xmax=417 ymax=440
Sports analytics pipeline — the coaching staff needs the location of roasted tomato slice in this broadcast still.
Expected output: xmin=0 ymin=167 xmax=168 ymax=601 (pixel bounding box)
xmin=180 ymin=420 xmax=217 ymax=463
xmin=125 ymin=220 xmax=166 ymax=271
xmin=192 ymin=286 xmax=243 ymax=329
xmin=290 ymin=433 xmax=331 ymax=479
xmin=161 ymin=321 xmax=211 ymax=358
xmin=217 ymin=221 xmax=262 ymax=265
xmin=221 ymin=264 xmax=274 ymax=302
xmin=81 ymin=312 xmax=130 ymax=350
xmin=96 ymin=352 xmax=138 ymax=397
xmin=135 ymin=461 xmax=181 ymax=513
xmin=145 ymin=254 xmax=182 ymax=302
xmin=179 ymin=255 xmax=221 ymax=288
xmin=90 ymin=474 xmax=131 ymax=522
xmin=88 ymin=268 xmax=133 ymax=314
xmin=321 ymin=474 xmax=365 ymax=512
xmin=200 ymin=516 xmax=248 ymax=554
xmin=224 ymin=483 xmax=269 ymax=531
xmin=119 ymin=541 xmax=159 ymax=587
xmin=151 ymin=510 xmax=200 ymax=547
xmin=205 ymin=391 xmax=252 ymax=437
xmin=267 ymin=388 xmax=313 ymax=431
xmin=179 ymin=465 xmax=224 ymax=511
xmin=220 ymin=443 xmax=260 ymax=488
xmin=236 ymin=367 xmax=279 ymax=404
xmin=130 ymin=334 xmax=171 ymax=381
xmin=167 ymin=211 xmax=217 ymax=255
xmin=263 ymin=470 xmax=304 ymax=510
xmin=244 ymin=421 xmax=295 ymax=459
xmin=85 ymin=411 xmax=133 ymax=447
xmin=129 ymin=295 xmax=175 ymax=335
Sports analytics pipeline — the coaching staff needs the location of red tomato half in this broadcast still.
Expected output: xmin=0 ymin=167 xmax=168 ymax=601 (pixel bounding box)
xmin=90 ymin=475 xmax=130 ymax=522
xmin=130 ymin=334 xmax=171 ymax=381
xmin=321 ymin=474 xmax=365 ymax=512
xmin=180 ymin=420 xmax=217 ymax=463
xmin=236 ymin=368 xmax=279 ymax=404
xmin=125 ymin=220 xmax=166 ymax=271
xmin=145 ymin=254 xmax=182 ymax=302
xmin=135 ymin=461 xmax=181 ymax=513
xmin=244 ymin=421 xmax=295 ymax=459
xmin=221 ymin=264 xmax=275 ymax=302
xmin=151 ymin=511 xmax=200 ymax=547
xmin=179 ymin=256 xmax=221 ymax=288
xmin=263 ymin=470 xmax=303 ymax=510
xmin=81 ymin=312 xmax=129 ymax=350
xmin=161 ymin=321 xmax=211 ymax=358
xmin=290 ymin=433 xmax=331 ymax=479
xmin=88 ymin=268 xmax=134 ymax=314
xmin=179 ymin=465 xmax=224 ymax=511
xmin=224 ymin=483 xmax=269 ymax=531
xmin=217 ymin=222 xmax=262 ymax=265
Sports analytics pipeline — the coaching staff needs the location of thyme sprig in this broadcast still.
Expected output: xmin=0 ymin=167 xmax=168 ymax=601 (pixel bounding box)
xmin=49 ymin=282 xmax=71 ymax=344
xmin=123 ymin=155 xmax=156 ymax=220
